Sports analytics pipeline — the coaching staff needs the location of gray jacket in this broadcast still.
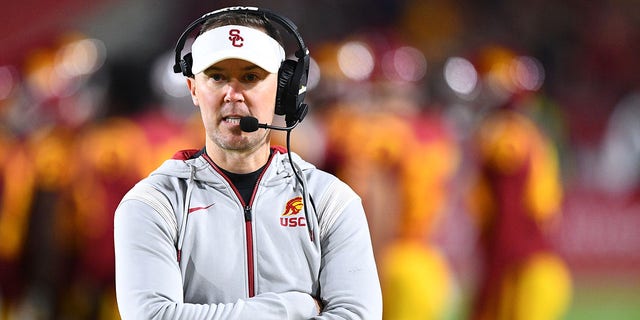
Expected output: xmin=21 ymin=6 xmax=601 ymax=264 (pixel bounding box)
xmin=114 ymin=148 xmax=382 ymax=319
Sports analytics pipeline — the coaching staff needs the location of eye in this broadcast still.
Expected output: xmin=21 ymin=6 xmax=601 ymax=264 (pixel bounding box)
xmin=210 ymin=73 xmax=224 ymax=81
xmin=203 ymin=70 xmax=225 ymax=82
xmin=242 ymin=73 xmax=260 ymax=82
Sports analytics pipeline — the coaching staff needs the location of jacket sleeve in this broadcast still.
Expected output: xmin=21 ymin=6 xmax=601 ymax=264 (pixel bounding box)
xmin=313 ymin=180 xmax=383 ymax=319
xmin=114 ymin=198 xmax=319 ymax=319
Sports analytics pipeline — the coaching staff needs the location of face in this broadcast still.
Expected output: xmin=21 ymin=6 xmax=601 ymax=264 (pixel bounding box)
xmin=187 ymin=58 xmax=278 ymax=154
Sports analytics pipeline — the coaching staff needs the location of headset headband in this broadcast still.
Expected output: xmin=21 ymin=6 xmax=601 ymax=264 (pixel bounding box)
xmin=173 ymin=6 xmax=309 ymax=75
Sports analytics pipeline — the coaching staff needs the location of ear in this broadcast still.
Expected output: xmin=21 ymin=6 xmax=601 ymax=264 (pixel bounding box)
xmin=186 ymin=77 xmax=199 ymax=106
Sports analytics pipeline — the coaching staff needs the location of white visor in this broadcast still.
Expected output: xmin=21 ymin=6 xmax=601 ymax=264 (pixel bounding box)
xmin=191 ymin=25 xmax=286 ymax=74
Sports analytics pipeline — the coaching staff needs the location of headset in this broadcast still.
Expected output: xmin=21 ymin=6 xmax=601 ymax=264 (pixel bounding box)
xmin=173 ymin=6 xmax=309 ymax=127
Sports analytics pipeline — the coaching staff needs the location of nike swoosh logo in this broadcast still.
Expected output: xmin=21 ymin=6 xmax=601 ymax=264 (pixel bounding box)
xmin=188 ymin=203 xmax=215 ymax=214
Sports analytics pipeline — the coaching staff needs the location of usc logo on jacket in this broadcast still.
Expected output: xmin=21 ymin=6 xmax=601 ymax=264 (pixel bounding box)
xmin=280 ymin=196 xmax=305 ymax=227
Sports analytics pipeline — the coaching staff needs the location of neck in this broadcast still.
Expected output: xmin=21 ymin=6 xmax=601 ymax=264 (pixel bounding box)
xmin=206 ymin=141 xmax=271 ymax=174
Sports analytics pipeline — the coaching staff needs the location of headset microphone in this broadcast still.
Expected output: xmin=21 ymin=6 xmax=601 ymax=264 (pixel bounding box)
xmin=239 ymin=116 xmax=300 ymax=132
xmin=238 ymin=114 xmax=310 ymax=240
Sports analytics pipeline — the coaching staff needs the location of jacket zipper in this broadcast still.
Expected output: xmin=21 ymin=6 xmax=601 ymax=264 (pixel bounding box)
xmin=243 ymin=205 xmax=254 ymax=297
xmin=203 ymin=151 xmax=275 ymax=298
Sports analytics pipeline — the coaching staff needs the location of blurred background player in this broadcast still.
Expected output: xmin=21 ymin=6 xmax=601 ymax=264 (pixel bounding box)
xmin=465 ymin=46 xmax=573 ymax=320
xmin=314 ymin=31 xmax=462 ymax=320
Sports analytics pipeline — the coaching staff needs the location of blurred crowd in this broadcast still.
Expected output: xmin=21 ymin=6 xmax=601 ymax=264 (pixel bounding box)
xmin=1 ymin=0 xmax=640 ymax=319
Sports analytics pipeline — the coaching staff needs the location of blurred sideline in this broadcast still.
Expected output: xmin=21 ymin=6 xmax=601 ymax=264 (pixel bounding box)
xmin=1 ymin=0 xmax=640 ymax=319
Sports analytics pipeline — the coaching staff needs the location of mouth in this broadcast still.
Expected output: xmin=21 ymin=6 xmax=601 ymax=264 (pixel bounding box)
xmin=223 ymin=116 xmax=242 ymax=125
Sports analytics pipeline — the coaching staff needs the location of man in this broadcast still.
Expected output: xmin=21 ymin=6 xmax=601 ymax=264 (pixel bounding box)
xmin=113 ymin=7 xmax=382 ymax=319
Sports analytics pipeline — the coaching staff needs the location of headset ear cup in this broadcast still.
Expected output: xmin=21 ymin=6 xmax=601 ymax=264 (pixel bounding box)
xmin=180 ymin=53 xmax=194 ymax=78
xmin=276 ymin=59 xmax=297 ymax=116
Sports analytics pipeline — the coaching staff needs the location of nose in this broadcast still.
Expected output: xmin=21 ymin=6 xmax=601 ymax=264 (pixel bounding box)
xmin=223 ymin=80 xmax=244 ymax=103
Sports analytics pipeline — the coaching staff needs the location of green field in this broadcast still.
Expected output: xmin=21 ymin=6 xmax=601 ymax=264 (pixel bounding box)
xmin=564 ymin=276 xmax=640 ymax=320
xmin=442 ymin=274 xmax=640 ymax=320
